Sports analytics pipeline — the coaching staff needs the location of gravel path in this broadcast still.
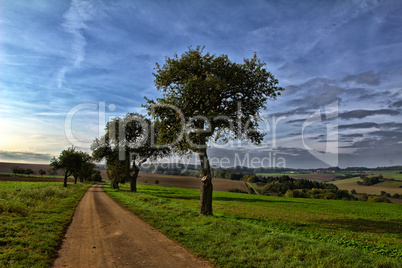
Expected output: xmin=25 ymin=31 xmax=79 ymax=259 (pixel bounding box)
xmin=53 ymin=184 xmax=211 ymax=268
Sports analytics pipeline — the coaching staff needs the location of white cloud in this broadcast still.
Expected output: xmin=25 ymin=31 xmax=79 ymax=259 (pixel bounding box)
xmin=57 ymin=0 xmax=100 ymax=89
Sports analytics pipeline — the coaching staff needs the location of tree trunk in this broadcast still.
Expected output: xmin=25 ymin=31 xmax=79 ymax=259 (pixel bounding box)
xmin=198 ymin=149 xmax=213 ymax=216
xmin=74 ymin=176 xmax=77 ymax=184
xmin=112 ymin=180 xmax=119 ymax=189
xmin=130 ymin=166 xmax=139 ymax=192
xmin=64 ymin=174 xmax=68 ymax=187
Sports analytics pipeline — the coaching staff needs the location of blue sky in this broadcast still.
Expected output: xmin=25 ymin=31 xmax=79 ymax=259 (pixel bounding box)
xmin=0 ymin=0 xmax=401 ymax=168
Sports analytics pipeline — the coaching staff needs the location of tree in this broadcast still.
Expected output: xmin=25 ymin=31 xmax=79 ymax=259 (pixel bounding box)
xmin=24 ymin=168 xmax=34 ymax=176
xmin=91 ymin=113 xmax=170 ymax=192
xmin=38 ymin=169 xmax=46 ymax=177
xmin=50 ymin=147 xmax=82 ymax=187
xmin=11 ymin=166 xmax=19 ymax=175
xmin=71 ymin=151 xmax=95 ymax=183
xmin=145 ymin=46 xmax=284 ymax=215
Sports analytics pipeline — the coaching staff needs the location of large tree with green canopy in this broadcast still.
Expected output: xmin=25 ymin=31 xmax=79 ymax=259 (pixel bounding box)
xmin=144 ymin=46 xmax=284 ymax=215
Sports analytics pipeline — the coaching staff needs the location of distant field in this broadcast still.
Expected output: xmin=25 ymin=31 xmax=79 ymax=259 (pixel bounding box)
xmin=105 ymin=183 xmax=402 ymax=267
xmin=333 ymin=177 xmax=402 ymax=195
xmin=137 ymin=172 xmax=248 ymax=192
xmin=0 ymin=181 xmax=90 ymax=267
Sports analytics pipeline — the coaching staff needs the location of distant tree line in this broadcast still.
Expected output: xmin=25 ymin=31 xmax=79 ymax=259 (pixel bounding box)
xmin=357 ymin=175 xmax=385 ymax=186
xmin=260 ymin=175 xmax=355 ymax=200
xmin=11 ymin=166 xmax=35 ymax=176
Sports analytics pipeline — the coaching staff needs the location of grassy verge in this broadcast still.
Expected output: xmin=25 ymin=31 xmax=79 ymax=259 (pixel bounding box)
xmin=104 ymin=183 xmax=401 ymax=267
xmin=0 ymin=181 xmax=91 ymax=267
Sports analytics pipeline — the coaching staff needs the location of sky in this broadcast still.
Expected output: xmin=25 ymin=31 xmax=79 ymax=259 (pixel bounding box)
xmin=0 ymin=0 xmax=401 ymax=168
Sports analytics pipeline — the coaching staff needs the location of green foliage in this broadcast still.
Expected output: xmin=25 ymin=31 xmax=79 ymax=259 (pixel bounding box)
xmin=358 ymin=175 xmax=385 ymax=186
xmin=11 ymin=166 xmax=25 ymax=175
xmin=38 ymin=169 xmax=46 ymax=176
xmin=0 ymin=182 xmax=90 ymax=267
xmin=91 ymin=113 xmax=170 ymax=191
xmin=261 ymin=175 xmax=356 ymax=200
xmin=50 ymin=147 xmax=83 ymax=187
xmin=367 ymin=196 xmax=391 ymax=203
xmin=24 ymin=168 xmax=34 ymax=176
xmin=91 ymin=170 xmax=102 ymax=182
xmin=145 ymin=46 xmax=284 ymax=153
xmin=105 ymin=184 xmax=402 ymax=267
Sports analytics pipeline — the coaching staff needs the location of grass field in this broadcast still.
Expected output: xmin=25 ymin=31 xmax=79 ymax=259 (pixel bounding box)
xmin=0 ymin=182 xmax=91 ymax=267
xmin=105 ymin=183 xmax=401 ymax=267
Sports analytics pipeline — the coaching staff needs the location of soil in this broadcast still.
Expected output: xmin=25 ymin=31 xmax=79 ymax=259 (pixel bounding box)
xmin=136 ymin=172 xmax=248 ymax=192
xmin=53 ymin=184 xmax=212 ymax=268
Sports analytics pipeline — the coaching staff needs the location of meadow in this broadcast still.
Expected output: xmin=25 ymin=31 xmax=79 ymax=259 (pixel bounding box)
xmin=333 ymin=175 xmax=402 ymax=196
xmin=105 ymin=183 xmax=401 ymax=267
xmin=0 ymin=182 xmax=90 ymax=267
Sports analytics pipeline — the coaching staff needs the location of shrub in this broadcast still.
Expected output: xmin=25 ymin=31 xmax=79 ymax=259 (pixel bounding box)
xmin=91 ymin=171 xmax=102 ymax=182
xmin=359 ymin=194 xmax=369 ymax=201
xmin=228 ymin=188 xmax=248 ymax=194
xmin=367 ymin=196 xmax=391 ymax=203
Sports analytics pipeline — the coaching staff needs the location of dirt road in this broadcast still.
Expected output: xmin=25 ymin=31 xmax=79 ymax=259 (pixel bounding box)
xmin=53 ymin=184 xmax=211 ymax=268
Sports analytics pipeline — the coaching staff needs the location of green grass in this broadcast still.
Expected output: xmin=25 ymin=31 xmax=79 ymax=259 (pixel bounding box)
xmin=0 ymin=181 xmax=91 ymax=267
xmin=104 ymin=183 xmax=401 ymax=267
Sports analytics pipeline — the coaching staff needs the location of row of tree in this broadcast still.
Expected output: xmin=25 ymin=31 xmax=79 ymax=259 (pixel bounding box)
xmin=11 ymin=166 xmax=36 ymax=176
xmin=50 ymin=147 xmax=101 ymax=187
xmin=89 ymin=46 xmax=284 ymax=215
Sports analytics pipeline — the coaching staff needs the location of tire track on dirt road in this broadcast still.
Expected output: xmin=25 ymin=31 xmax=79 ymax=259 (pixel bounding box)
xmin=53 ymin=184 xmax=211 ymax=268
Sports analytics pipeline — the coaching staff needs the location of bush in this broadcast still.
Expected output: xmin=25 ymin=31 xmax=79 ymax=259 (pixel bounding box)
xmin=367 ymin=196 xmax=391 ymax=203
xmin=359 ymin=194 xmax=369 ymax=201
xmin=91 ymin=171 xmax=102 ymax=182
xmin=228 ymin=188 xmax=248 ymax=194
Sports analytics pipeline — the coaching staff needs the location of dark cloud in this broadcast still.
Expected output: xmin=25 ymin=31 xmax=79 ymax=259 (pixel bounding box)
xmin=380 ymin=122 xmax=402 ymax=130
xmin=286 ymin=118 xmax=306 ymax=124
xmin=338 ymin=122 xmax=379 ymax=129
xmin=267 ymin=107 xmax=313 ymax=118
xmin=342 ymin=133 xmax=364 ymax=138
xmin=391 ymin=100 xmax=402 ymax=108
xmin=342 ymin=71 xmax=380 ymax=86
xmin=339 ymin=109 xmax=399 ymax=120
xmin=340 ymin=133 xmax=364 ymax=142
xmin=367 ymin=130 xmax=402 ymax=139
xmin=0 ymin=151 xmax=52 ymax=163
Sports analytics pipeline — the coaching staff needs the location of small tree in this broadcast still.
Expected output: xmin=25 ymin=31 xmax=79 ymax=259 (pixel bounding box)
xmin=11 ymin=166 xmax=19 ymax=176
xmin=145 ymin=46 xmax=284 ymax=215
xmin=24 ymin=168 xmax=34 ymax=177
xmin=91 ymin=113 xmax=170 ymax=192
xmin=38 ymin=169 xmax=46 ymax=177
xmin=50 ymin=147 xmax=82 ymax=187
